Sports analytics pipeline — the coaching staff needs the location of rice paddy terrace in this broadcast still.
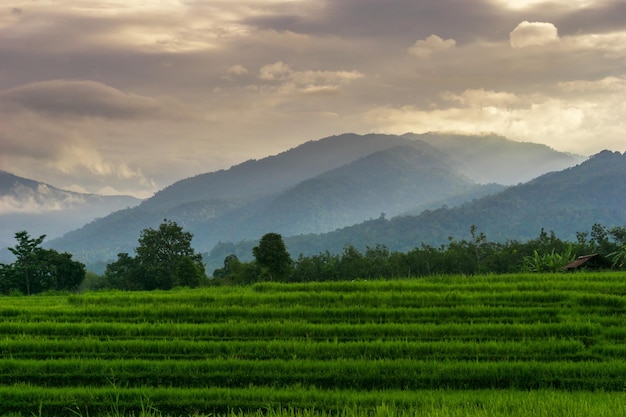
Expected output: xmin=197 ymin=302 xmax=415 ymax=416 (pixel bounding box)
xmin=1 ymin=273 xmax=626 ymax=416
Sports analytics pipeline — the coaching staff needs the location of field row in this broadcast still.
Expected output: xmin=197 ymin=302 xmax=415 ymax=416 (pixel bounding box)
xmin=2 ymin=358 xmax=626 ymax=390
xmin=58 ymin=289 xmax=625 ymax=309
xmin=62 ymin=273 xmax=626 ymax=303
xmin=2 ymin=386 xmax=625 ymax=417
xmin=3 ymin=304 xmax=624 ymax=324
xmin=0 ymin=320 xmax=622 ymax=341
xmin=3 ymin=338 xmax=622 ymax=361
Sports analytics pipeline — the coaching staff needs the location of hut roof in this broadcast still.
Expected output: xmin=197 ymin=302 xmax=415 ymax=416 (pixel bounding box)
xmin=562 ymin=254 xmax=612 ymax=271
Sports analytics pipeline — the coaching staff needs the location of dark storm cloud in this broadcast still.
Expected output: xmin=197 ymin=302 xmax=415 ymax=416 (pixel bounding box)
xmin=244 ymin=0 xmax=517 ymax=44
xmin=556 ymin=1 xmax=626 ymax=35
xmin=1 ymin=80 xmax=184 ymax=120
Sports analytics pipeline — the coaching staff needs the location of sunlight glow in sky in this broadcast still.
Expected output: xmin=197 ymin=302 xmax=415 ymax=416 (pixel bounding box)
xmin=1 ymin=0 xmax=625 ymax=197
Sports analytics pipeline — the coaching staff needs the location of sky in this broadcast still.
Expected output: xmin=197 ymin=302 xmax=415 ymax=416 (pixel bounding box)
xmin=1 ymin=0 xmax=625 ymax=198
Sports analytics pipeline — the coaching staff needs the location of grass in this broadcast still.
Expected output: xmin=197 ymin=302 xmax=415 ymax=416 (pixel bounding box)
xmin=0 ymin=272 xmax=625 ymax=416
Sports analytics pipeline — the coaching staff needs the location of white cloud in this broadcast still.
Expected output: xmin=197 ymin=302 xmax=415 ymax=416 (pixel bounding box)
xmin=259 ymin=61 xmax=293 ymax=81
xmin=493 ymin=0 xmax=598 ymax=9
xmin=257 ymin=61 xmax=364 ymax=94
xmin=558 ymin=76 xmax=626 ymax=93
xmin=408 ymin=35 xmax=456 ymax=58
xmin=364 ymin=82 xmax=626 ymax=155
xmin=228 ymin=64 xmax=249 ymax=76
xmin=563 ymin=31 xmax=626 ymax=58
xmin=510 ymin=21 xmax=559 ymax=48
xmin=440 ymin=89 xmax=521 ymax=108
xmin=0 ymin=183 xmax=86 ymax=215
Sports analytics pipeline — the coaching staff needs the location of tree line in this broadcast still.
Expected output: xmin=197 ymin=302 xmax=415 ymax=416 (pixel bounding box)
xmin=2 ymin=220 xmax=626 ymax=294
xmin=211 ymin=223 xmax=626 ymax=285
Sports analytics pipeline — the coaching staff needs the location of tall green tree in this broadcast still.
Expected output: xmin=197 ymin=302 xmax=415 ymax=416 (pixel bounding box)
xmin=253 ymin=233 xmax=293 ymax=281
xmin=104 ymin=220 xmax=206 ymax=290
xmin=1 ymin=231 xmax=85 ymax=294
xmin=7 ymin=231 xmax=46 ymax=295
xmin=135 ymin=219 xmax=205 ymax=289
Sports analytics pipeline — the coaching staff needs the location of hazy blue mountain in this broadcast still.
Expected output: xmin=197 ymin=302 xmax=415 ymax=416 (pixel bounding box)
xmin=144 ymin=133 xmax=415 ymax=210
xmin=213 ymin=143 xmax=485 ymax=237
xmin=0 ymin=170 xmax=141 ymax=262
xmin=403 ymin=132 xmax=586 ymax=185
xmin=47 ymin=132 xmax=584 ymax=270
xmin=262 ymin=150 xmax=626 ymax=260
xmin=48 ymin=134 xmax=418 ymax=263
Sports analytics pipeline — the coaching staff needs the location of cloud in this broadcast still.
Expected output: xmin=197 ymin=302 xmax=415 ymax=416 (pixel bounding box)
xmin=0 ymin=183 xmax=87 ymax=215
xmin=259 ymin=61 xmax=293 ymax=81
xmin=440 ymin=89 xmax=521 ymax=108
xmin=0 ymin=108 xmax=159 ymax=199
xmin=408 ymin=35 xmax=457 ymax=58
xmin=228 ymin=65 xmax=249 ymax=76
xmin=558 ymin=76 xmax=626 ymax=93
xmin=563 ymin=31 xmax=626 ymax=58
xmin=257 ymin=61 xmax=364 ymax=94
xmin=1 ymin=0 xmax=625 ymax=199
xmin=1 ymin=80 xmax=185 ymax=120
xmin=510 ymin=21 xmax=559 ymax=48
xmin=364 ymin=80 xmax=626 ymax=156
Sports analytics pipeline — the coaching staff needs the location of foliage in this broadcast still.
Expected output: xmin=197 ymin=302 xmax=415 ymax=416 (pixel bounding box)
xmin=0 ymin=231 xmax=85 ymax=295
xmin=210 ymin=224 xmax=623 ymax=284
xmin=103 ymin=220 xmax=206 ymax=290
xmin=252 ymin=233 xmax=293 ymax=282
xmin=608 ymin=245 xmax=626 ymax=269
xmin=523 ymin=245 xmax=575 ymax=273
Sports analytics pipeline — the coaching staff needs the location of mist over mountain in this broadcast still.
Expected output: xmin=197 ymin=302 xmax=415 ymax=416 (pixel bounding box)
xmin=267 ymin=150 xmax=626 ymax=261
xmin=216 ymin=143 xmax=487 ymax=238
xmin=143 ymin=133 xmax=415 ymax=211
xmin=404 ymin=132 xmax=586 ymax=185
xmin=0 ymin=170 xmax=141 ymax=261
xmin=46 ymin=132 xmax=585 ymax=271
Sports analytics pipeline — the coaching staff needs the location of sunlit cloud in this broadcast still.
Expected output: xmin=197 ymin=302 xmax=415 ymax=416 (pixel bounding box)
xmin=408 ymin=35 xmax=457 ymax=58
xmin=257 ymin=61 xmax=364 ymax=94
xmin=364 ymin=81 xmax=626 ymax=156
xmin=492 ymin=0 xmax=600 ymax=9
xmin=510 ymin=21 xmax=559 ymax=48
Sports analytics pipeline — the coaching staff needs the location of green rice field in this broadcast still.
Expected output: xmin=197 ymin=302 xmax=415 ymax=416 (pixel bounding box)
xmin=1 ymin=272 xmax=625 ymax=416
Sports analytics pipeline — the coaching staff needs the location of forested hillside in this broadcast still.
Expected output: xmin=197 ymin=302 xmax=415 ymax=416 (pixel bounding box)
xmin=47 ymin=133 xmax=583 ymax=269
xmin=206 ymin=150 xmax=626 ymax=267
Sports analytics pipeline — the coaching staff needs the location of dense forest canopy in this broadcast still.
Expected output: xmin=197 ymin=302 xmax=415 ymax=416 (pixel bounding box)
xmin=3 ymin=221 xmax=626 ymax=293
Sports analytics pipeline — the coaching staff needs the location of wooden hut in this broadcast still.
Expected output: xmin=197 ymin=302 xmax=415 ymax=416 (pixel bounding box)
xmin=562 ymin=254 xmax=612 ymax=271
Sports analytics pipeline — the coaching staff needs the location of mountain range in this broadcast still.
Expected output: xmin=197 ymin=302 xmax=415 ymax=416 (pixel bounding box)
xmin=260 ymin=149 xmax=626 ymax=268
xmin=40 ymin=132 xmax=588 ymax=271
xmin=0 ymin=170 xmax=141 ymax=261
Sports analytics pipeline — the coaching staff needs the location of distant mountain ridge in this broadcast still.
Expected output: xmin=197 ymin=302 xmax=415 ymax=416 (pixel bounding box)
xmin=213 ymin=143 xmax=486 ymax=238
xmin=47 ymin=132 xmax=585 ymax=270
xmin=144 ymin=133 xmax=416 ymax=210
xmin=0 ymin=170 xmax=141 ymax=261
xmin=403 ymin=132 xmax=585 ymax=185
xmin=268 ymin=150 xmax=626 ymax=261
